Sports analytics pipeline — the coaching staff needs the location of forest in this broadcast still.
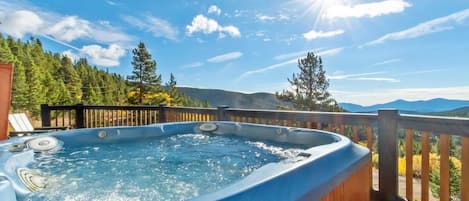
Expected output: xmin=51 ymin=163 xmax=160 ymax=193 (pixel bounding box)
xmin=0 ymin=35 xmax=207 ymax=117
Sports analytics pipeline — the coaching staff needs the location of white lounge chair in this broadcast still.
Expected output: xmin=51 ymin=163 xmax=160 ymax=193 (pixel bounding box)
xmin=8 ymin=113 xmax=67 ymax=137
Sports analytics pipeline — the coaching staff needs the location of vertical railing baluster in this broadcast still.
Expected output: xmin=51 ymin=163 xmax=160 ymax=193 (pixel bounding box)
xmin=405 ymin=129 xmax=413 ymax=201
xmin=462 ymin=136 xmax=469 ymax=201
xmin=439 ymin=134 xmax=450 ymax=201
xmin=366 ymin=126 xmax=373 ymax=194
xmin=40 ymin=104 xmax=51 ymax=127
xmin=421 ymin=131 xmax=430 ymax=201
xmin=377 ymin=109 xmax=399 ymax=201
xmin=352 ymin=126 xmax=358 ymax=143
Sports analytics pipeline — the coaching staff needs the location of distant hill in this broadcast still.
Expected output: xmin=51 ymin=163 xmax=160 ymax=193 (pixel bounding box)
xmin=177 ymin=87 xmax=290 ymax=109
xmin=339 ymin=98 xmax=469 ymax=113
xmin=428 ymin=106 xmax=469 ymax=117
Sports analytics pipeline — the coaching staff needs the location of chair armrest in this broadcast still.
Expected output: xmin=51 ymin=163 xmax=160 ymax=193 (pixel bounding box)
xmin=34 ymin=126 xmax=69 ymax=130
xmin=9 ymin=130 xmax=50 ymax=137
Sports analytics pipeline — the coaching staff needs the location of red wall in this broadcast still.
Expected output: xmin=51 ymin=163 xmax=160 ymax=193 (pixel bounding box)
xmin=0 ymin=64 xmax=13 ymax=140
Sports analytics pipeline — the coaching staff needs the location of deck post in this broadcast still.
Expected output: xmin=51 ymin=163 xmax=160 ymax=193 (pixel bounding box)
xmin=378 ymin=109 xmax=399 ymax=201
xmin=159 ymin=104 xmax=166 ymax=123
xmin=75 ymin=103 xmax=85 ymax=128
xmin=40 ymin=104 xmax=51 ymax=127
xmin=217 ymin=106 xmax=229 ymax=121
xmin=0 ymin=64 xmax=13 ymax=141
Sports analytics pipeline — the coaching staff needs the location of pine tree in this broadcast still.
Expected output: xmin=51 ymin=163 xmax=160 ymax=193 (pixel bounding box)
xmin=59 ymin=56 xmax=82 ymax=103
xmin=42 ymin=71 xmax=62 ymax=104
xmin=24 ymin=53 xmax=44 ymax=115
xmin=5 ymin=37 xmax=29 ymax=111
xmin=127 ymin=42 xmax=161 ymax=104
xmin=165 ymin=73 xmax=181 ymax=106
xmin=276 ymin=52 xmax=341 ymax=112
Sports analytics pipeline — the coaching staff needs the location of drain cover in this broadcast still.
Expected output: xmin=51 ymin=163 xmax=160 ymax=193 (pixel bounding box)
xmin=26 ymin=136 xmax=59 ymax=152
xmin=199 ymin=123 xmax=218 ymax=132
xmin=17 ymin=168 xmax=47 ymax=192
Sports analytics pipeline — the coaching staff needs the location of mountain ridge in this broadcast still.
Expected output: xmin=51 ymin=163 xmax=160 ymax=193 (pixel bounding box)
xmin=176 ymin=87 xmax=469 ymax=114
xmin=339 ymin=98 xmax=469 ymax=113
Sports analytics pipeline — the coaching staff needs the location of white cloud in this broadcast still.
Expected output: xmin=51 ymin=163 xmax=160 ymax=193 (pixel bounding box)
xmin=371 ymin=58 xmax=401 ymax=66
xmin=328 ymin=71 xmax=399 ymax=83
xmin=48 ymin=16 xmax=132 ymax=44
xmin=186 ymin=14 xmax=240 ymax=37
xmin=81 ymin=44 xmax=125 ymax=66
xmin=207 ymin=5 xmax=221 ymax=15
xmin=332 ymin=86 xmax=469 ymax=106
xmin=181 ymin=62 xmax=204 ymax=68
xmin=328 ymin=71 xmax=386 ymax=80
xmin=256 ymin=14 xmax=276 ymax=21
xmin=62 ymin=43 xmax=126 ymax=67
xmin=316 ymin=47 xmax=344 ymax=57
xmin=256 ymin=13 xmax=291 ymax=22
xmin=0 ymin=2 xmax=130 ymax=67
xmin=79 ymin=44 xmax=126 ymax=67
xmin=0 ymin=10 xmax=43 ymax=38
xmin=363 ymin=9 xmax=469 ymax=46
xmin=274 ymin=47 xmax=343 ymax=61
xmin=0 ymin=3 xmax=132 ymax=46
xmin=239 ymin=59 xmax=298 ymax=80
xmin=47 ymin=16 xmax=91 ymax=42
xmin=239 ymin=47 xmax=344 ymax=80
xmin=303 ymin=29 xmax=344 ymax=41
xmin=274 ymin=48 xmax=323 ymax=60
xmin=263 ymin=38 xmax=271 ymax=42
xmin=207 ymin=52 xmax=243 ymax=63
xmin=354 ymin=77 xmax=400 ymax=82
xmin=324 ymin=0 xmax=411 ymax=19
xmin=122 ymin=15 xmax=178 ymax=41
xmin=105 ymin=0 xmax=118 ymax=6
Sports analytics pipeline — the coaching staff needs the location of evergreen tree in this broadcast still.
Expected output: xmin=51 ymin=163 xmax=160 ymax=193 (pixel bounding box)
xmin=5 ymin=37 xmax=29 ymax=111
xmin=165 ymin=73 xmax=181 ymax=106
xmin=42 ymin=71 xmax=62 ymax=104
xmin=276 ymin=52 xmax=341 ymax=112
xmin=0 ymin=35 xmax=201 ymax=114
xmin=24 ymin=53 xmax=44 ymax=115
xmin=59 ymin=56 xmax=82 ymax=103
xmin=430 ymin=159 xmax=461 ymax=200
xmin=127 ymin=42 xmax=161 ymax=104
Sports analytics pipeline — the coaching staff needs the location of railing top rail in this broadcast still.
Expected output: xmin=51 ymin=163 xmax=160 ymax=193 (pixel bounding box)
xmin=399 ymin=113 xmax=469 ymax=137
xmin=46 ymin=105 xmax=83 ymax=110
xmin=164 ymin=106 xmax=217 ymax=111
xmin=226 ymin=108 xmax=378 ymax=126
xmin=47 ymin=105 xmax=162 ymax=110
xmin=227 ymin=107 xmax=377 ymax=116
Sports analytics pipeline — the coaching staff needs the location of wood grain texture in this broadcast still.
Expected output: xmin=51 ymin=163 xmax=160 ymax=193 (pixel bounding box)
xmin=462 ymin=137 xmax=469 ymax=201
xmin=439 ymin=134 xmax=450 ymax=201
xmin=421 ymin=132 xmax=430 ymax=201
xmin=0 ymin=64 xmax=13 ymax=140
xmin=405 ymin=129 xmax=413 ymax=201
xmin=319 ymin=162 xmax=371 ymax=201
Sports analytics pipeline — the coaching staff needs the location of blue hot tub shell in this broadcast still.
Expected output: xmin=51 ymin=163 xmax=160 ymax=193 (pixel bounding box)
xmin=0 ymin=121 xmax=369 ymax=201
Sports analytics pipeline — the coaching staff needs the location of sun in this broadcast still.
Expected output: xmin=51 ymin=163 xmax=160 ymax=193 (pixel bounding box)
xmin=284 ymin=0 xmax=354 ymax=30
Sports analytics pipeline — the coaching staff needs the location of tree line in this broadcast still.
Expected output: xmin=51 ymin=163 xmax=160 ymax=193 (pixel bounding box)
xmin=0 ymin=35 xmax=207 ymax=117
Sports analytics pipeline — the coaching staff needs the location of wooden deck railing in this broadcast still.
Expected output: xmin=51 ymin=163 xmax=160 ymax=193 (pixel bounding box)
xmin=40 ymin=104 xmax=469 ymax=201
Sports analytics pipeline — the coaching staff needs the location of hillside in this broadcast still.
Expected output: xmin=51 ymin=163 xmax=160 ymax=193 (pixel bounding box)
xmin=177 ymin=87 xmax=290 ymax=109
xmin=428 ymin=106 xmax=469 ymax=117
xmin=340 ymin=98 xmax=469 ymax=113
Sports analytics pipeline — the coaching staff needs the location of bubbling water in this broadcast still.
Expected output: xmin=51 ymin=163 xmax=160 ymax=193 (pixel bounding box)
xmin=22 ymin=133 xmax=306 ymax=201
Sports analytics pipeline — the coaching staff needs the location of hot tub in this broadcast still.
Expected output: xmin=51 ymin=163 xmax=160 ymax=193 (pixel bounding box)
xmin=0 ymin=122 xmax=370 ymax=201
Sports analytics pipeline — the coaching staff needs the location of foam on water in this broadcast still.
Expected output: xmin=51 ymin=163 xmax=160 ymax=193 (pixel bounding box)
xmin=20 ymin=133 xmax=306 ymax=201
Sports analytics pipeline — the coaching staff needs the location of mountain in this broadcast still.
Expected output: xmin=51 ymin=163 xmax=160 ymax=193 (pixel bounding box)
xmin=177 ymin=87 xmax=290 ymax=109
xmin=340 ymin=98 xmax=469 ymax=113
xmin=429 ymin=106 xmax=469 ymax=117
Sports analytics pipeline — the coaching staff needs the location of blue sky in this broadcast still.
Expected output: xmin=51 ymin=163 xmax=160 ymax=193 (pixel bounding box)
xmin=0 ymin=0 xmax=468 ymax=105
